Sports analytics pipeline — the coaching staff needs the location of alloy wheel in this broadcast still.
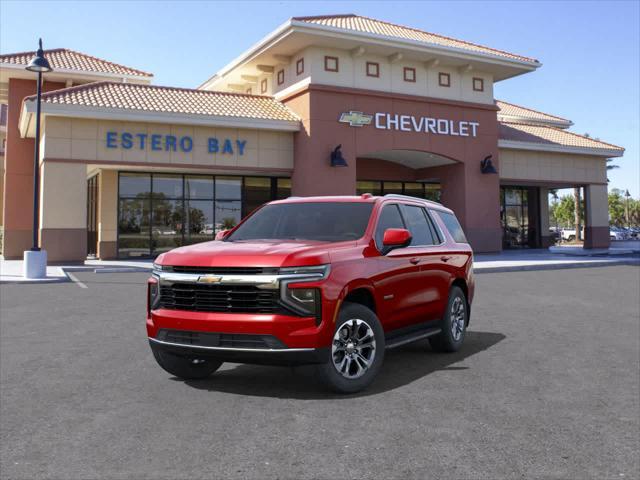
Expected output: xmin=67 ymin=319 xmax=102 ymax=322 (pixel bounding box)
xmin=450 ymin=296 xmax=466 ymax=341
xmin=332 ymin=318 xmax=376 ymax=379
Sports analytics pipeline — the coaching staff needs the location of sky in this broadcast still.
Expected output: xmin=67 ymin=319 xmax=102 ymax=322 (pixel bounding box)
xmin=1 ymin=0 xmax=638 ymax=197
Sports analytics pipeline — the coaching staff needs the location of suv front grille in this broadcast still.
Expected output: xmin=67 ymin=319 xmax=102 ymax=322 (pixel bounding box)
xmin=158 ymin=283 xmax=279 ymax=313
xmin=166 ymin=266 xmax=279 ymax=275
xmin=157 ymin=329 xmax=286 ymax=349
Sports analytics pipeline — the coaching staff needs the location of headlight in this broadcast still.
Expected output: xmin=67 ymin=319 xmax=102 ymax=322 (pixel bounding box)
xmin=279 ymin=265 xmax=328 ymax=324
xmin=152 ymin=263 xmax=172 ymax=272
xmin=147 ymin=277 xmax=160 ymax=313
xmin=282 ymin=287 xmax=321 ymax=323
xmin=279 ymin=264 xmax=330 ymax=279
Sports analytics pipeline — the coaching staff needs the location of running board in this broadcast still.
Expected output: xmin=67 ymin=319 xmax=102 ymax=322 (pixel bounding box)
xmin=385 ymin=327 xmax=442 ymax=349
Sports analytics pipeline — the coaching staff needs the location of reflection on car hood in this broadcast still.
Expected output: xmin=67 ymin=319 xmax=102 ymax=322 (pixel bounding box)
xmin=157 ymin=239 xmax=344 ymax=268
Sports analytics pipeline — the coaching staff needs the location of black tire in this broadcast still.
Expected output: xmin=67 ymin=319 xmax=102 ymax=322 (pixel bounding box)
xmin=429 ymin=286 xmax=468 ymax=353
xmin=151 ymin=345 xmax=223 ymax=380
xmin=316 ymin=302 xmax=385 ymax=394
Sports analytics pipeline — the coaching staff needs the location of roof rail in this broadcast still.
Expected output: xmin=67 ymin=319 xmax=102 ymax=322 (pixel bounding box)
xmin=383 ymin=193 xmax=442 ymax=206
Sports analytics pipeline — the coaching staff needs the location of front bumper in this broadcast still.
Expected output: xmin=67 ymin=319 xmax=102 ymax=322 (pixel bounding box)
xmin=148 ymin=336 xmax=329 ymax=366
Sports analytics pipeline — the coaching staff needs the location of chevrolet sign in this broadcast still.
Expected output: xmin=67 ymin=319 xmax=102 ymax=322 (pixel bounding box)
xmin=338 ymin=111 xmax=374 ymax=127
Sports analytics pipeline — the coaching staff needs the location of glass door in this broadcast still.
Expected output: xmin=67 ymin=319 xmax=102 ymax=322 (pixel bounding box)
xmin=86 ymin=175 xmax=99 ymax=257
xmin=501 ymin=187 xmax=539 ymax=248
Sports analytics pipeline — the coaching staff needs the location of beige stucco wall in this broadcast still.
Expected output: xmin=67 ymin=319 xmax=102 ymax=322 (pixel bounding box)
xmin=98 ymin=169 xmax=118 ymax=243
xmin=499 ymin=149 xmax=607 ymax=184
xmin=42 ymin=117 xmax=294 ymax=170
xmin=272 ymin=46 xmax=494 ymax=104
xmin=585 ymin=184 xmax=609 ymax=228
xmin=39 ymin=161 xmax=86 ymax=229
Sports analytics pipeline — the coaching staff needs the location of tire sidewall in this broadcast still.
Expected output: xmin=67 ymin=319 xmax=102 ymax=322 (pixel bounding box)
xmin=318 ymin=302 xmax=385 ymax=394
xmin=439 ymin=286 xmax=468 ymax=350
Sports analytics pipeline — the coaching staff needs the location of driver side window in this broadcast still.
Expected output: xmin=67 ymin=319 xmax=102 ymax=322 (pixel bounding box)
xmin=375 ymin=204 xmax=405 ymax=249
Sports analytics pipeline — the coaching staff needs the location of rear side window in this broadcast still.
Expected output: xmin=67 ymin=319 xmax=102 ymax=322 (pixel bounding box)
xmin=436 ymin=211 xmax=468 ymax=243
xmin=400 ymin=205 xmax=436 ymax=246
xmin=375 ymin=204 xmax=405 ymax=248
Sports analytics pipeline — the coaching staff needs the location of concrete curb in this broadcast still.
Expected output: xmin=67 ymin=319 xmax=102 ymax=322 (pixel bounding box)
xmin=474 ymin=258 xmax=640 ymax=274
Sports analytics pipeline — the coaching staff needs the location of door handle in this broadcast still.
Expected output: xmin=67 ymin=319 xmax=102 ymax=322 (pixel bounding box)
xmin=410 ymin=257 xmax=421 ymax=265
xmin=441 ymin=255 xmax=452 ymax=262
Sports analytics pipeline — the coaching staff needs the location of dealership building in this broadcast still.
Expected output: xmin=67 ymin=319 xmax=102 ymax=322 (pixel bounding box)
xmin=0 ymin=14 xmax=624 ymax=261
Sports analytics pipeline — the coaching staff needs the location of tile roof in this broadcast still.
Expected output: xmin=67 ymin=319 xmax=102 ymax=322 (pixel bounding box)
xmin=26 ymin=81 xmax=299 ymax=122
xmin=0 ymin=48 xmax=152 ymax=78
xmin=499 ymin=122 xmax=624 ymax=154
xmin=496 ymin=100 xmax=571 ymax=126
xmin=293 ymin=14 xmax=538 ymax=64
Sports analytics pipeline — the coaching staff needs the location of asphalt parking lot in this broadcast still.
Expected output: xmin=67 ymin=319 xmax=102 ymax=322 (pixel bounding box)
xmin=1 ymin=266 xmax=638 ymax=480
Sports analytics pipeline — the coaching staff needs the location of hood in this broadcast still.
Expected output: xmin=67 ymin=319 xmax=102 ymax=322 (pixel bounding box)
xmin=156 ymin=239 xmax=340 ymax=268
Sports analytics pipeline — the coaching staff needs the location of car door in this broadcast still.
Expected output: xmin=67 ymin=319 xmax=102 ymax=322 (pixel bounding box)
xmin=372 ymin=203 xmax=424 ymax=332
xmin=399 ymin=203 xmax=448 ymax=324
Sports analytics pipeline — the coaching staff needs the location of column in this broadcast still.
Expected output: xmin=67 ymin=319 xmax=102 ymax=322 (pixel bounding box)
xmin=39 ymin=161 xmax=87 ymax=262
xmin=584 ymin=184 xmax=610 ymax=249
xmin=98 ymin=170 xmax=118 ymax=259
xmin=539 ymin=188 xmax=552 ymax=247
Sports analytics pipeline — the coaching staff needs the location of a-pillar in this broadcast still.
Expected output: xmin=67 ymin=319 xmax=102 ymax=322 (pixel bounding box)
xmin=39 ymin=161 xmax=87 ymax=262
xmin=97 ymin=170 xmax=118 ymax=259
xmin=584 ymin=184 xmax=610 ymax=249
xmin=539 ymin=188 xmax=553 ymax=247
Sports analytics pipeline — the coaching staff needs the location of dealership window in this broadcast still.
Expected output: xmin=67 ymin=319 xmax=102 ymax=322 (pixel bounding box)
xmin=260 ymin=79 xmax=268 ymax=94
xmin=324 ymin=56 xmax=339 ymax=72
xmin=117 ymin=173 xmax=290 ymax=258
xmin=472 ymin=77 xmax=484 ymax=92
xmin=277 ymin=69 xmax=284 ymax=85
xmin=366 ymin=62 xmax=379 ymax=78
xmin=276 ymin=178 xmax=292 ymax=199
xmin=403 ymin=67 xmax=416 ymax=82
xmin=356 ymin=181 xmax=441 ymax=202
xmin=296 ymin=58 xmax=304 ymax=75
xmin=438 ymin=72 xmax=451 ymax=87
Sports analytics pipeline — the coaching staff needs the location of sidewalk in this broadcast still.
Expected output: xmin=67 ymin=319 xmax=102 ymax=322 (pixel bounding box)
xmin=473 ymin=249 xmax=639 ymax=274
xmin=1 ymin=250 xmax=637 ymax=283
xmin=0 ymin=258 xmax=153 ymax=284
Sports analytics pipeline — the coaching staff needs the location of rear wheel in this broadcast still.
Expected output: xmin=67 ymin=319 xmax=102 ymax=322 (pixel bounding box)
xmin=429 ymin=286 xmax=468 ymax=353
xmin=316 ymin=302 xmax=385 ymax=394
xmin=151 ymin=345 xmax=223 ymax=380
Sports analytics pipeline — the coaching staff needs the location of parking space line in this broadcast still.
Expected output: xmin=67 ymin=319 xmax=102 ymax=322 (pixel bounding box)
xmin=66 ymin=272 xmax=88 ymax=289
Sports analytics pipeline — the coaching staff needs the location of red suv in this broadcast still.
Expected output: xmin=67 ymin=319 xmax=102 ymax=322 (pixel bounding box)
xmin=147 ymin=194 xmax=474 ymax=393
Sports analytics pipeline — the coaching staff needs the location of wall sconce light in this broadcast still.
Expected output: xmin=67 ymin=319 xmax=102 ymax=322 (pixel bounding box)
xmin=330 ymin=144 xmax=348 ymax=167
xmin=480 ymin=154 xmax=497 ymax=174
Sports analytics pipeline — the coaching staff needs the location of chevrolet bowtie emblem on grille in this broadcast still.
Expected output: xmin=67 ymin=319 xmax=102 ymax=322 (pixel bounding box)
xmin=198 ymin=275 xmax=223 ymax=284
xmin=339 ymin=111 xmax=373 ymax=127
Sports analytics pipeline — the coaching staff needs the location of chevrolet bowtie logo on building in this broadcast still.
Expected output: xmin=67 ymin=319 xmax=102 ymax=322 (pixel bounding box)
xmin=339 ymin=111 xmax=373 ymax=127
xmin=198 ymin=275 xmax=223 ymax=284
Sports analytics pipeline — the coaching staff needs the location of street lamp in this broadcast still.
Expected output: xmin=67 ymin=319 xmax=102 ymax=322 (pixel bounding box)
xmin=625 ymin=189 xmax=631 ymax=229
xmin=23 ymin=39 xmax=52 ymax=279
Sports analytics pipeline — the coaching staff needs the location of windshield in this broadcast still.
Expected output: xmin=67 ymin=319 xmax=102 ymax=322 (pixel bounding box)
xmin=226 ymin=202 xmax=374 ymax=242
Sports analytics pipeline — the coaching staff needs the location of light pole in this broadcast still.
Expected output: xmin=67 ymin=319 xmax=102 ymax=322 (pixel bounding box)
xmin=23 ymin=39 xmax=52 ymax=279
xmin=625 ymin=189 xmax=631 ymax=230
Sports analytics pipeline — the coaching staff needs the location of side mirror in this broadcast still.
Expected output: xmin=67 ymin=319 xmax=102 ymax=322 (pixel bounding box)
xmin=382 ymin=228 xmax=412 ymax=253
xmin=215 ymin=229 xmax=230 ymax=241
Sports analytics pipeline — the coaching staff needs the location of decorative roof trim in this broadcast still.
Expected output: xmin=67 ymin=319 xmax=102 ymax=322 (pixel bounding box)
xmin=20 ymin=102 xmax=300 ymax=138
xmin=499 ymin=140 xmax=623 ymax=158
xmin=0 ymin=47 xmax=152 ymax=78
xmin=293 ymin=14 xmax=539 ymax=63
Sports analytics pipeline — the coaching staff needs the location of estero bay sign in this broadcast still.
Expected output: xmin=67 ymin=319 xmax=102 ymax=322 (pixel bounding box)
xmin=105 ymin=131 xmax=248 ymax=155
xmin=339 ymin=111 xmax=480 ymax=137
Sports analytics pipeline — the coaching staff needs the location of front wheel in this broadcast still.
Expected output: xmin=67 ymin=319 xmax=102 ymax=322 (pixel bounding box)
xmin=316 ymin=302 xmax=385 ymax=394
xmin=429 ymin=286 xmax=468 ymax=353
xmin=151 ymin=345 xmax=223 ymax=380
